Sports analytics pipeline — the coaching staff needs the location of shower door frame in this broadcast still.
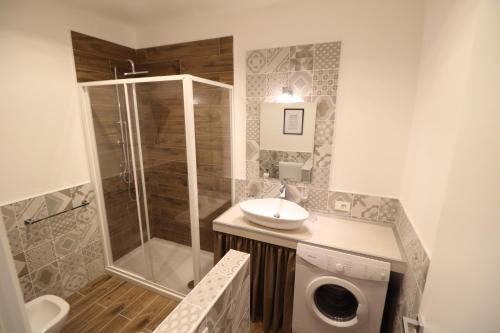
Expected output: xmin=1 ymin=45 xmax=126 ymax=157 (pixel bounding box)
xmin=78 ymin=74 xmax=235 ymax=299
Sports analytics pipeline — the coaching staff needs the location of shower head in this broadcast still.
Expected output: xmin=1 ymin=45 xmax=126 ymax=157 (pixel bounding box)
xmin=121 ymin=58 xmax=149 ymax=76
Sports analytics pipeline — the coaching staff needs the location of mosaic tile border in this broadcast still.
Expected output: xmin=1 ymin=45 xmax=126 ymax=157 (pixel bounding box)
xmin=234 ymin=178 xmax=399 ymax=224
xmin=154 ymin=250 xmax=250 ymax=333
xmin=391 ymin=207 xmax=430 ymax=332
xmin=245 ymin=41 xmax=341 ymax=190
xmin=0 ymin=182 xmax=105 ymax=301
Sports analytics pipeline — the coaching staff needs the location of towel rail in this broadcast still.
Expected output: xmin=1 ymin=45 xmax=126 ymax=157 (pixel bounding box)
xmin=24 ymin=200 xmax=90 ymax=225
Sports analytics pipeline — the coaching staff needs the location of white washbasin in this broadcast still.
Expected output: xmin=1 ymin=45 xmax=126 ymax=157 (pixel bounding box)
xmin=239 ymin=198 xmax=309 ymax=230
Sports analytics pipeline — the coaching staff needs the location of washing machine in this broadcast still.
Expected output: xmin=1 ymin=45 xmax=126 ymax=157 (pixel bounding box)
xmin=292 ymin=243 xmax=390 ymax=333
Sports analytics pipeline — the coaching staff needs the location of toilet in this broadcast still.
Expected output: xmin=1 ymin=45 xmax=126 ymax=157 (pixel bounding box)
xmin=25 ymin=295 xmax=70 ymax=333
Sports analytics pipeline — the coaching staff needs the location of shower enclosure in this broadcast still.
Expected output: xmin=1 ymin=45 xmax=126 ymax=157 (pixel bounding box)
xmin=78 ymin=75 xmax=233 ymax=297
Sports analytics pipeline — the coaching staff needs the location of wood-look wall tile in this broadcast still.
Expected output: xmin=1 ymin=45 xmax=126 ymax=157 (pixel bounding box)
xmin=135 ymin=38 xmax=221 ymax=64
xmin=180 ymin=54 xmax=233 ymax=74
xmin=220 ymin=36 xmax=233 ymax=55
xmin=71 ymin=31 xmax=135 ymax=61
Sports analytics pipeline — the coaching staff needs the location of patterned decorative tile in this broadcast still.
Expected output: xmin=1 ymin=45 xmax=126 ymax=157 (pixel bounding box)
xmin=155 ymin=302 xmax=204 ymax=333
xmin=231 ymin=274 xmax=250 ymax=332
xmin=313 ymin=143 xmax=332 ymax=168
xmin=289 ymin=71 xmax=313 ymax=96
xmin=0 ymin=204 xmax=18 ymax=232
xmin=25 ymin=241 xmax=56 ymax=272
xmin=53 ymin=230 xmax=80 ymax=258
xmin=45 ymin=189 xmax=73 ymax=216
xmin=246 ymin=180 xmax=262 ymax=198
xmin=314 ymin=121 xmax=334 ymax=145
xmin=7 ymin=228 xmax=24 ymax=255
xmin=266 ymin=72 xmax=288 ymax=97
xmin=19 ymin=274 xmax=35 ymax=302
xmin=290 ymin=57 xmax=313 ymax=71
xmin=291 ymin=44 xmax=314 ymax=58
xmin=258 ymin=180 xmax=282 ymax=198
xmin=327 ymin=191 xmax=354 ymax=216
xmin=75 ymin=207 xmax=100 ymax=247
xmin=19 ymin=220 xmax=53 ymax=250
xmin=246 ymin=161 xmax=259 ymax=181
xmin=70 ymin=183 xmax=94 ymax=207
xmin=351 ymin=195 xmax=380 ymax=221
xmin=82 ymin=240 xmax=104 ymax=263
xmin=266 ymin=47 xmax=290 ymax=73
xmin=379 ymin=198 xmax=400 ymax=223
xmin=13 ymin=252 xmax=29 ymax=277
xmin=246 ymin=74 xmax=266 ymax=98
xmin=185 ymin=272 xmax=231 ymax=308
xmin=246 ymin=50 xmax=266 ymax=74
xmin=246 ymin=99 xmax=261 ymax=121
xmin=49 ymin=210 xmax=77 ymax=238
xmin=85 ymin=256 xmax=105 ymax=282
xmin=312 ymin=69 xmax=339 ymax=96
xmin=59 ymin=252 xmax=88 ymax=297
xmin=311 ymin=167 xmax=330 ymax=189
xmin=246 ymin=140 xmax=260 ymax=161
xmin=306 ymin=188 xmax=328 ymax=212
xmin=313 ymin=95 xmax=335 ymax=121
xmin=246 ymin=119 xmax=259 ymax=141
xmin=14 ymin=196 xmax=48 ymax=226
xmin=234 ymin=179 xmax=247 ymax=203
xmin=30 ymin=261 xmax=63 ymax=297
xmin=210 ymin=250 xmax=249 ymax=278
xmin=204 ymin=284 xmax=232 ymax=331
xmin=314 ymin=42 xmax=341 ymax=70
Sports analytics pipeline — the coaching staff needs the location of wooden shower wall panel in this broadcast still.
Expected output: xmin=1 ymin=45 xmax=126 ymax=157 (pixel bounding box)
xmin=71 ymin=31 xmax=135 ymax=82
xmin=135 ymin=36 xmax=234 ymax=84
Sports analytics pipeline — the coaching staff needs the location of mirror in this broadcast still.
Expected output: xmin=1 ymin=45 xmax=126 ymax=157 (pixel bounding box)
xmin=259 ymin=102 xmax=317 ymax=182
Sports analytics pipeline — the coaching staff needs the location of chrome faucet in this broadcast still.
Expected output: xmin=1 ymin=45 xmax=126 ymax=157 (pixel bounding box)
xmin=278 ymin=179 xmax=287 ymax=199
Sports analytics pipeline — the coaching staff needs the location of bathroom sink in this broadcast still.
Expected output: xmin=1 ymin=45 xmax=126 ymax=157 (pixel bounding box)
xmin=239 ymin=198 xmax=309 ymax=230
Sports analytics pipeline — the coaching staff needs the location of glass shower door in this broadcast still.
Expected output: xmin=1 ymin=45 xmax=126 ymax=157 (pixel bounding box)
xmin=85 ymin=84 xmax=150 ymax=279
xmin=127 ymin=80 xmax=196 ymax=294
xmin=193 ymin=81 xmax=232 ymax=279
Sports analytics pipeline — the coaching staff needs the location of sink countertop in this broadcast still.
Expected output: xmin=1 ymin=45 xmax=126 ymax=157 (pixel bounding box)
xmin=213 ymin=204 xmax=406 ymax=273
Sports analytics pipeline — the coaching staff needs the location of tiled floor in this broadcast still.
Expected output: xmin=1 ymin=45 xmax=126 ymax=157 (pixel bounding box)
xmin=61 ymin=275 xmax=178 ymax=333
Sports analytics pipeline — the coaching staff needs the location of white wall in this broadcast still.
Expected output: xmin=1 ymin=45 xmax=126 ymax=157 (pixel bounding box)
xmin=0 ymin=0 xmax=136 ymax=204
xmin=399 ymin=0 xmax=480 ymax=255
xmin=135 ymin=0 xmax=424 ymax=197
xmin=419 ymin=0 xmax=500 ymax=330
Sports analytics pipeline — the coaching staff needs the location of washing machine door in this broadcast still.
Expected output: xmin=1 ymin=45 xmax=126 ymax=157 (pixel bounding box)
xmin=306 ymin=276 xmax=368 ymax=329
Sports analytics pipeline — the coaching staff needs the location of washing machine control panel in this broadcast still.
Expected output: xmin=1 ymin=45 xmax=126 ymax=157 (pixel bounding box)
xmin=326 ymin=255 xmax=390 ymax=282
xmin=297 ymin=243 xmax=391 ymax=282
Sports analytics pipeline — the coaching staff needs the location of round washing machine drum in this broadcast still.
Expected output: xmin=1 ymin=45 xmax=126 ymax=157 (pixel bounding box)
xmin=306 ymin=276 xmax=368 ymax=329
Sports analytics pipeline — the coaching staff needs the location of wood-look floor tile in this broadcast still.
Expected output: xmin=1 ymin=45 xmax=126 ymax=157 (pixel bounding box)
xmin=78 ymin=285 xmax=148 ymax=333
xmin=61 ymin=303 xmax=106 ymax=333
xmin=144 ymin=298 xmax=179 ymax=331
xmin=97 ymin=281 xmax=136 ymax=307
xmin=68 ymin=276 xmax=124 ymax=320
xmin=78 ymin=275 xmax=113 ymax=295
xmin=62 ymin=275 xmax=178 ymax=333
xmin=98 ymin=315 xmax=130 ymax=333
xmin=65 ymin=292 xmax=84 ymax=306
xmin=120 ymin=289 xmax=159 ymax=319
xmin=118 ymin=296 xmax=172 ymax=333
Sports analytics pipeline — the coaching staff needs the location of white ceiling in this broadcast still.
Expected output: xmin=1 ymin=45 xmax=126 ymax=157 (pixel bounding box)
xmin=59 ymin=0 xmax=290 ymax=26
